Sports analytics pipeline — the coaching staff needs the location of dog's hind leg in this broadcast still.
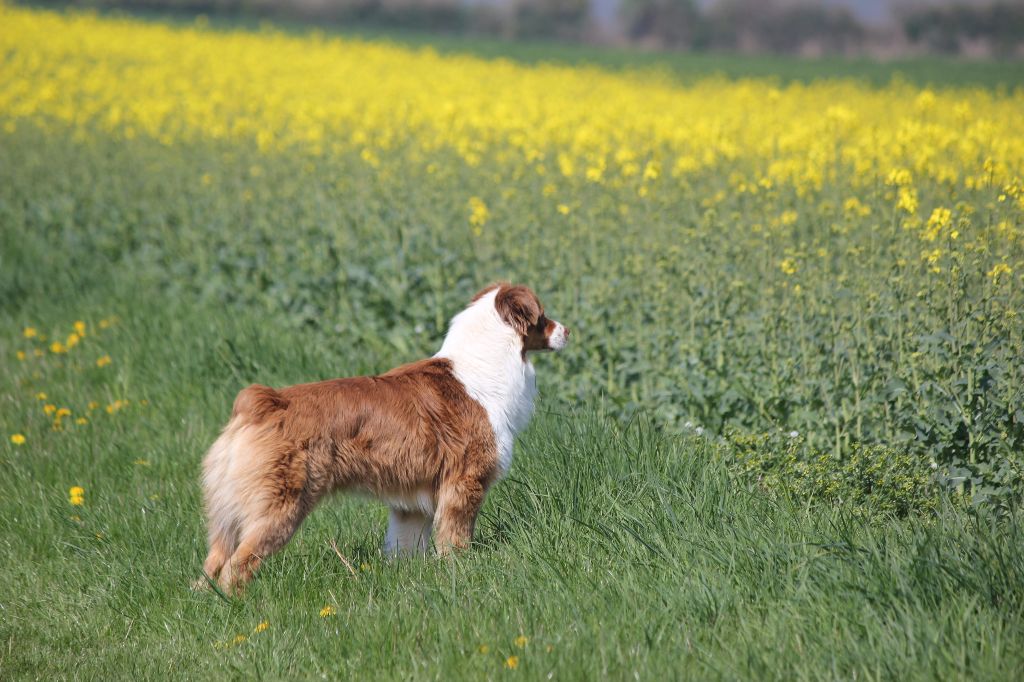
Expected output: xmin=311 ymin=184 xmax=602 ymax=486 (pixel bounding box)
xmin=220 ymin=497 xmax=309 ymax=594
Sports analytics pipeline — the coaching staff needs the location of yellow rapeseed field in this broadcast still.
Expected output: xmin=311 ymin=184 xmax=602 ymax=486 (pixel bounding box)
xmin=1 ymin=3 xmax=1022 ymax=206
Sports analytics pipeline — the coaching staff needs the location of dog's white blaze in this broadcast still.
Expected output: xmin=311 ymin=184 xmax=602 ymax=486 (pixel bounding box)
xmin=435 ymin=288 xmax=537 ymax=478
xmin=548 ymin=322 xmax=569 ymax=351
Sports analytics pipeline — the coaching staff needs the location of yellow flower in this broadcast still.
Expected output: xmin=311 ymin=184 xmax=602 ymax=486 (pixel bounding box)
xmin=10 ymin=434 xmax=26 ymax=445
xmin=69 ymin=486 xmax=85 ymax=505
xmin=88 ymin=401 xmax=99 ymax=410
xmin=232 ymin=634 xmax=247 ymax=645
xmin=254 ymin=620 xmax=269 ymax=633
xmin=75 ymin=417 xmax=88 ymax=425
xmin=66 ymin=333 xmax=81 ymax=349
xmin=896 ymin=187 xmax=918 ymax=215
xmin=779 ymin=258 xmax=798 ymax=275
xmin=96 ymin=355 xmax=112 ymax=368
xmin=50 ymin=341 xmax=67 ymax=354
xmin=73 ymin=320 xmax=86 ymax=336
xmin=23 ymin=327 xmax=37 ymax=338
xmin=43 ymin=404 xmax=56 ymax=415
xmin=319 ymin=605 xmax=336 ymax=618
xmin=468 ymin=196 xmax=489 ymax=235
xmin=36 ymin=392 xmax=47 ymax=400
xmin=56 ymin=407 xmax=71 ymax=418
xmin=504 ymin=656 xmax=519 ymax=670
xmin=987 ymin=263 xmax=1012 ymax=283
xmin=514 ymin=635 xmax=528 ymax=649
xmin=557 ymin=204 xmax=570 ymax=215
xmin=16 ymin=350 xmax=26 ymax=361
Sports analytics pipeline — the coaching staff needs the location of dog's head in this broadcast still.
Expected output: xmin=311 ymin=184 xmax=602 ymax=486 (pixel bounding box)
xmin=473 ymin=283 xmax=569 ymax=354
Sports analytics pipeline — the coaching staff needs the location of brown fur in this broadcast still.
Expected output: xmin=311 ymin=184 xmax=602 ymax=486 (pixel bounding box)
xmin=199 ymin=357 xmax=498 ymax=594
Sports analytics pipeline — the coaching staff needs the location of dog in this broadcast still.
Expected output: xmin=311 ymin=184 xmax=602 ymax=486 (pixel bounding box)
xmin=197 ymin=283 xmax=568 ymax=593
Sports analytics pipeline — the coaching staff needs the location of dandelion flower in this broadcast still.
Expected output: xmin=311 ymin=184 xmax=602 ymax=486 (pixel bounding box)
xmin=10 ymin=434 xmax=26 ymax=445
xmin=96 ymin=355 xmax=112 ymax=368
xmin=504 ymin=656 xmax=519 ymax=670
xmin=254 ymin=621 xmax=269 ymax=633
xmin=16 ymin=350 xmax=26 ymax=361
xmin=73 ymin=320 xmax=86 ymax=336
xmin=75 ymin=417 xmax=88 ymax=425
xmin=36 ymin=392 xmax=47 ymax=400
xmin=514 ymin=635 xmax=528 ymax=649
xmin=319 ymin=605 xmax=336 ymax=618
xmin=69 ymin=486 xmax=85 ymax=505
xmin=50 ymin=341 xmax=67 ymax=354
xmin=232 ymin=634 xmax=247 ymax=645
xmin=23 ymin=327 xmax=37 ymax=338
xmin=43 ymin=404 xmax=56 ymax=415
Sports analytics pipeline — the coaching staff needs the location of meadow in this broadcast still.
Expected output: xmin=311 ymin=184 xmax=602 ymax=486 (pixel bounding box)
xmin=1 ymin=4 xmax=1023 ymax=678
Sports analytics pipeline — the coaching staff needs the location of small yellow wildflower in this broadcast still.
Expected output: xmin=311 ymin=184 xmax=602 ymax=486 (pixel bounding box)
xmin=557 ymin=204 xmax=570 ymax=215
xmin=468 ymin=196 xmax=489 ymax=235
xmin=10 ymin=434 xmax=26 ymax=445
xmin=56 ymin=407 xmax=71 ymax=418
xmin=73 ymin=320 xmax=86 ymax=336
xmin=23 ymin=327 xmax=37 ymax=338
xmin=779 ymin=258 xmax=798 ymax=275
xmin=50 ymin=341 xmax=67 ymax=354
xmin=66 ymin=333 xmax=80 ymax=349
xmin=69 ymin=486 xmax=85 ymax=505
xmin=232 ymin=634 xmax=247 ymax=645
xmin=896 ymin=187 xmax=918 ymax=214
xmin=987 ymin=263 xmax=1012 ymax=283
xmin=43 ymin=404 xmax=56 ymax=415
xmin=75 ymin=417 xmax=88 ymax=425
xmin=319 ymin=605 xmax=336 ymax=618
xmin=514 ymin=636 xmax=528 ymax=649
xmin=254 ymin=621 xmax=269 ymax=633
xmin=16 ymin=350 xmax=26 ymax=361
xmin=504 ymin=656 xmax=519 ymax=670
xmin=36 ymin=392 xmax=47 ymax=400
xmin=96 ymin=355 xmax=112 ymax=368
xmin=88 ymin=401 xmax=99 ymax=410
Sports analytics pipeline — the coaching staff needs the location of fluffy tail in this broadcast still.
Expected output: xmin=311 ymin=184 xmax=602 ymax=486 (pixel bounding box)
xmin=198 ymin=385 xmax=288 ymax=589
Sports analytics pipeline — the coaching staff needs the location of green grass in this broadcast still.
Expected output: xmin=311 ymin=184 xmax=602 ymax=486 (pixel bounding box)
xmin=2 ymin=303 xmax=1022 ymax=679
xmin=2 ymin=13 xmax=1023 ymax=678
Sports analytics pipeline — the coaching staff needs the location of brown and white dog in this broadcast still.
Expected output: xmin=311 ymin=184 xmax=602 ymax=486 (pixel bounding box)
xmin=198 ymin=283 xmax=568 ymax=593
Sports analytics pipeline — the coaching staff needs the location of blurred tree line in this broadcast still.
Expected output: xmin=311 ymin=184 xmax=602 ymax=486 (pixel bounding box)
xmin=51 ymin=0 xmax=1024 ymax=56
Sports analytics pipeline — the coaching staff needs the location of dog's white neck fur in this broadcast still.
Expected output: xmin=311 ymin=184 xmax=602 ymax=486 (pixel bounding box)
xmin=435 ymin=289 xmax=536 ymax=478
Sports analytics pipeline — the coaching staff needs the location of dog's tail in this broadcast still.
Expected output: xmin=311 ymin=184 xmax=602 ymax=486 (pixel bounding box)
xmin=198 ymin=385 xmax=288 ymax=587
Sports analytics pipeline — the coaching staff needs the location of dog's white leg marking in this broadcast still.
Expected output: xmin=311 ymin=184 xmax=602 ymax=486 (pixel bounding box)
xmin=384 ymin=508 xmax=433 ymax=557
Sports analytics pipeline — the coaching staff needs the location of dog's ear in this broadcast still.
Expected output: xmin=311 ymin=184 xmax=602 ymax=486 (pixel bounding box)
xmin=495 ymin=285 xmax=542 ymax=336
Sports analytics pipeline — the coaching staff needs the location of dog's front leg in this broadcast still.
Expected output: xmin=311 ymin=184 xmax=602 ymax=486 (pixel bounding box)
xmin=433 ymin=477 xmax=486 ymax=554
xmin=384 ymin=508 xmax=433 ymax=557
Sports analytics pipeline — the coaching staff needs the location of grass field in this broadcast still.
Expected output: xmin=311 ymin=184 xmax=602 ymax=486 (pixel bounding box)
xmin=2 ymin=4 xmax=1023 ymax=679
